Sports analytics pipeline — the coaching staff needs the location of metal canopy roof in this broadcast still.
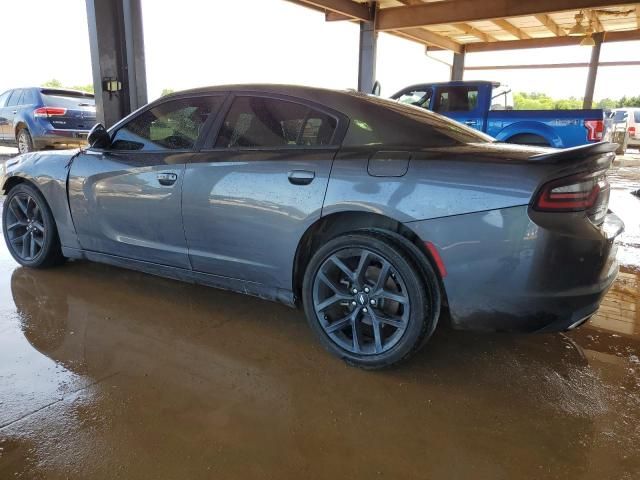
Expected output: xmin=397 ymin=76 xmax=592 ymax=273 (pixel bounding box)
xmin=288 ymin=1 xmax=640 ymax=52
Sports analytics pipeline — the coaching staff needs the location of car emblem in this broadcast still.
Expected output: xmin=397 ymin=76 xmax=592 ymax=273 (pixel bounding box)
xmin=358 ymin=293 xmax=366 ymax=305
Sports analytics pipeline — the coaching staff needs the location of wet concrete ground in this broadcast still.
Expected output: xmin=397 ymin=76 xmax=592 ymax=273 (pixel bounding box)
xmin=0 ymin=164 xmax=638 ymax=479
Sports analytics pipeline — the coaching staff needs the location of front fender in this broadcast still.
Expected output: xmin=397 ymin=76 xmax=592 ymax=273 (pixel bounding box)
xmin=494 ymin=121 xmax=563 ymax=148
xmin=2 ymin=151 xmax=80 ymax=249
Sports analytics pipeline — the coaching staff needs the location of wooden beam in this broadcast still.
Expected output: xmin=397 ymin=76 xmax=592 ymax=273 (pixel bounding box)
xmin=325 ymin=11 xmax=352 ymax=21
xmin=491 ymin=19 xmax=531 ymax=39
xmin=451 ymin=23 xmax=498 ymax=42
xmin=464 ymin=28 xmax=640 ymax=51
xmin=465 ymin=60 xmax=640 ymax=70
xmin=284 ymin=0 xmax=371 ymax=21
xmin=394 ymin=27 xmax=464 ymax=52
xmin=535 ymin=14 xmax=567 ymax=36
xmin=637 ymin=5 xmax=640 ymax=29
xmin=584 ymin=9 xmax=604 ymax=32
xmin=377 ymin=0 xmax=629 ymax=30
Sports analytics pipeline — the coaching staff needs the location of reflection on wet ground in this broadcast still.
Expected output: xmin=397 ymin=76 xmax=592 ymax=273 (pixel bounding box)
xmin=0 ymin=167 xmax=638 ymax=479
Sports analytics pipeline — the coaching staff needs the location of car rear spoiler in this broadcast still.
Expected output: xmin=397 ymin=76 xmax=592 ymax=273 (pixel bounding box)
xmin=528 ymin=141 xmax=617 ymax=164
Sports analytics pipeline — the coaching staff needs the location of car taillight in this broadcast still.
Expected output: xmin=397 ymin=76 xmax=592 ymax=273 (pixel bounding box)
xmin=33 ymin=107 xmax=67 ymax=118
xmin=630 ymin=126 xmax=637 ymax=136
xmin=534 ymin=171 xmax=610 ymax=223
xmin=584 ymin=120 xmax=604 ymax=141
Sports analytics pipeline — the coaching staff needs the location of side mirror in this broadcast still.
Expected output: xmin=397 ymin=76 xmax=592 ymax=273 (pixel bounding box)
xmin=88 ymin=123 xmax=111 ymax=149
xmin=371 ymin=81 xmax=381 ymax=97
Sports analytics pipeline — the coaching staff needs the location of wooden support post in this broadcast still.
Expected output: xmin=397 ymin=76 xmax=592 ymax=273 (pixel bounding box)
xmin=583 ymin=32 xmax=603 ymax=109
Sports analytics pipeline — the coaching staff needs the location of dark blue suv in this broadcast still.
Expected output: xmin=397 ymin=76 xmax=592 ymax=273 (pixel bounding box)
xmin=0 ymin=87 xmax=96 ymax=153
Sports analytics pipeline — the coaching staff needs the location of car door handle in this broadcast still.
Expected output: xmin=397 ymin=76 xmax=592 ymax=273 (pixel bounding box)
xmin=157 ymin=172 xmax=178 ymax=186
xmin=288 ymin=170 xmax=315 ymax=186
xmin=12 ymin=110 xmax=17 ymax=114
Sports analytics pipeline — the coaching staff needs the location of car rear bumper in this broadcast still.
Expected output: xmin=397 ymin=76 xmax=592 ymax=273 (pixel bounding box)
xmin=33 ymin=129 xmax=89 ymax=149
xmin=405 ymin=206 xmax=624 ymax=333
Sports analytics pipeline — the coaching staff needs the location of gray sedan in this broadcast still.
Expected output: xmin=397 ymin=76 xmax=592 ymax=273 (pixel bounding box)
xmin=1 ymin=85 xmax=624 ymax=368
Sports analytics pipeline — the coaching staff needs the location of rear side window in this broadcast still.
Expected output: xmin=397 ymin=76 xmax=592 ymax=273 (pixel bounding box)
xmin=343 ymin=95 xmax=492 ymax=147
xmin=635 ymin=111 xmax=640 ymax=123
xmin=434 ymin=86 xmax=478 ymax=112
xmin=21 ymin=89 xmax=37 ymax=105
xmin=110 ymin=96 xmax=224 ymax=151
xmin=41 ymin=90 xmax=95 ymax=109
xmin=215 ymin=96 xmax=337 ymax=148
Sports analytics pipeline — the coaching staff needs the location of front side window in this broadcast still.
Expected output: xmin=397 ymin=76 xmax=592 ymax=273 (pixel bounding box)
xmin=396 ymin=89 xmax=432 ymax=109
xmin=434 ymin=87 xmax=479 ymax=113
xmin=110 ymin=96 xmax=223 ymax=151
xmin=215 ymin=96 xmax=337 ymax=148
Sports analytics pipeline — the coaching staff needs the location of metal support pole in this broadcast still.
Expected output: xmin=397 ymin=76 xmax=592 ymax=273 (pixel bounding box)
xmin=357 ymin=2 xmax=377 ymax=93
xmin=451 ymin=49 xmax=466 ymax=81
xmin=86 ymin=0 xmax=147 ymax=128
xmin=583 ymin=33 xmax=603 ymax=109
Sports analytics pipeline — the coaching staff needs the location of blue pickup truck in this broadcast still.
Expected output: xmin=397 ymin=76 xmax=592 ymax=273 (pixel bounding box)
xmin=391 ymin=81 xmax=605 ymax=148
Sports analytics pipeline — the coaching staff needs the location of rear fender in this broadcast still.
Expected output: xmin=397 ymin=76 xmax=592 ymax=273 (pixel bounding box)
xmin=495 ymin=121 xmax=562 ymax=148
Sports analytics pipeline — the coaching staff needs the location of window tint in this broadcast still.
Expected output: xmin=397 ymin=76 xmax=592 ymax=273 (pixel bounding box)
xmin=6 ymin=90 xmax=23 ymax=107
xmin=215 ymin=97 xmax=337 ymax=148
xmin=434 ymin=86 xmax=478 ymax=112
xmin=0 ymin=91 xmax=10 ymax=108
xmin=110 ymin=96 xmax=223 ymax=151
xmin=21 ymin=89 xmax=36 ymax=105
xmin=343 ymin=95 xmax=492 ymax=147
xmin=41 ymin=90 xmax=95 ymax=109
xmin=396 ymin=89 xmax=432 ymax=109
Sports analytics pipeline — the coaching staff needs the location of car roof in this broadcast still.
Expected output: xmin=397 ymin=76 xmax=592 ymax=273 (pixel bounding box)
xmin=160 ymin=84 xmax=391 ymax=118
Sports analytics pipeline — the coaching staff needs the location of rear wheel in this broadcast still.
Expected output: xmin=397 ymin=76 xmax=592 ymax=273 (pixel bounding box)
xmin=16 ymin=128 xmax=34 ymax=154
xmin=302 ymin=232 xmax=440 ymax=369
xmin=2 ymin=183 xmax=65 ymax=268
xmin=507 ymin=134 xmax=550 ymax=147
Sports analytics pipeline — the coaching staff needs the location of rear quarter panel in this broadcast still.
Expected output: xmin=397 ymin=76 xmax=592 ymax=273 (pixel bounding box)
xmin=487 ymin=110 xmax=602 ymax=148
xmin=322 ymin=147 xmax=542 ymax=222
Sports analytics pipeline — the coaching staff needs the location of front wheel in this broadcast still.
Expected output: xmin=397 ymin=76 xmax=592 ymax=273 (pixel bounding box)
xmin=302 ymin=233 xmax=440 ymax=369
xmin=2 ymin=183 xmax=65 ymax=268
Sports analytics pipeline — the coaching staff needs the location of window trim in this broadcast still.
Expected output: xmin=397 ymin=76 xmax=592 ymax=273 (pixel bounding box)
xmin=200 ymin=92 xmax=347 ymax=152
xmin=93 ymin=92 xmax=228 ymax=154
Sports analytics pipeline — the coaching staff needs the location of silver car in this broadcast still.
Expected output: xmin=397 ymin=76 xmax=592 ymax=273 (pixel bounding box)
xmin=1 ymin=85 xmax=624 ymax=368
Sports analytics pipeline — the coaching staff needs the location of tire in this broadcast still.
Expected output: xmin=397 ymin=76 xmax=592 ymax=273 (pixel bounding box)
xmin=16 ymin=128 xmax=34 ymax=154
xmin=2 ymin=183 xmax=65 ymax=268
xmin=302 ymin=232 xmax=440 ymax=369
xmin=506 ymin=134 xmax=550 ymax=147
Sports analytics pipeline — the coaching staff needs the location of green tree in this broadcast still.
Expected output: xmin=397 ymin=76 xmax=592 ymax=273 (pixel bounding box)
xmin=41 ymin=79 xmax=93 ymax=93
xmin=161 ymin=88 xmax=175 ymax=97
xmin=596 ymin=98 xmax=617 ymax=109
xmin=41 ymin=79 xmax=63 ymax=88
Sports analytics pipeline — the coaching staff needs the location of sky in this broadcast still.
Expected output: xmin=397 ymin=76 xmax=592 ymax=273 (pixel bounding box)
xmin=0 ymin=0 xmax=638 ymax=102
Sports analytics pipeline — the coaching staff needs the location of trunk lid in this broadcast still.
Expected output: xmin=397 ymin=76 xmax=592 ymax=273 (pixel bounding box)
xmin=39 ymin=89 xmax=96 ymax=131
